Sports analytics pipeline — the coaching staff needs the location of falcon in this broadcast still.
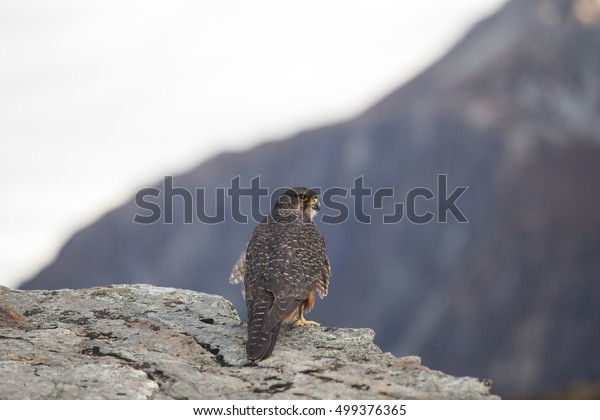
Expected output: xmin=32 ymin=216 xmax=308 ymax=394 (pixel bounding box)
xmin=230 ymin=187 xmax=330 ymax=361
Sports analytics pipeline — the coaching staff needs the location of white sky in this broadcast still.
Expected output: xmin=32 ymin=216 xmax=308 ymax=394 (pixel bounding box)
xmin=0 ymin=0 xmax=507 ymax=289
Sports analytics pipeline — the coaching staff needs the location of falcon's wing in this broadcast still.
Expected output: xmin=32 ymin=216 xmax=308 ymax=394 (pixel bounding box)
xmin=263 ymin=225 xmax=328 ymax=329
xmin=244 ymin=220 xmax=328 ymax=361
xmin=229 ymin=249 xmax=247 ymax=299
xmin=315 ymin=255 xmax=330 ymax=299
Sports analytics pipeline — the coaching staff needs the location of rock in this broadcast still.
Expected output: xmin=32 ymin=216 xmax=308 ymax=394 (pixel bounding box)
xmin=0 ymin=284 xmax=498 ymax=399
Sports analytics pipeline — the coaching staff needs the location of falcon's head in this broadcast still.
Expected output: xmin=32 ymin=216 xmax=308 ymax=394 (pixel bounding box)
xmin=274 ymin=187 xmax=321 ymax=222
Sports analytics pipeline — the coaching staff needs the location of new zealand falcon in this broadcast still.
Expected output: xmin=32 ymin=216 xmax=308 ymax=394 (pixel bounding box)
xmin=229 ymin=187 xmax=330 ymax=361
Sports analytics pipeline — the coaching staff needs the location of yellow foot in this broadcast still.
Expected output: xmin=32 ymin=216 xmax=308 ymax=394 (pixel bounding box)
xmin=294 ymin=319 xmax=320 ymax=327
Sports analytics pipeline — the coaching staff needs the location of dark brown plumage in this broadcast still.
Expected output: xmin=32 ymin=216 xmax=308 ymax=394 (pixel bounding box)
xmin=230 ymin=187 xmax=330 ymax=361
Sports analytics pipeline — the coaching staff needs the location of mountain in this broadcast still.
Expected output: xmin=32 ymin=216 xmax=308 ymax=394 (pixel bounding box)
xmin=22 ymin=0 xmax=600 ymax=396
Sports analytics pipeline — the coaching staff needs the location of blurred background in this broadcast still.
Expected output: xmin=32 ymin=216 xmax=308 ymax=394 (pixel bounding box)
xmin=3 ymin=0 xmax=600 ymax=398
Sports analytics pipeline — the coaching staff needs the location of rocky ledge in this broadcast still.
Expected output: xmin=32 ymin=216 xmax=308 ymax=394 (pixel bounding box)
xmin=0 ymin=284 xmax=497 ymax=399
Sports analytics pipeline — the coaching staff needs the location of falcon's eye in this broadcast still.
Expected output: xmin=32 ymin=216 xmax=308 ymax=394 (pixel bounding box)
xmin=309 ymin=196 xmax=318 ymax=205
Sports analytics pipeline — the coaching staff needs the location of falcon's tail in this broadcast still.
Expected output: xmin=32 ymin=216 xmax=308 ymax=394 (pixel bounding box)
xmin=246 ymin=301 xmax=281 ymax=361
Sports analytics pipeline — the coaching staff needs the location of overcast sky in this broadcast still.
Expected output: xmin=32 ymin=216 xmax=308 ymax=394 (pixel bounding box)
xmin=0 ymin=0 xmax=507 ymax=288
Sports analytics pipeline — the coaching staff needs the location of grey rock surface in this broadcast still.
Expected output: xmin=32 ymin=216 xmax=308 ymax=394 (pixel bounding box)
xmin=0 ymin=284 xmax=497 ymax=399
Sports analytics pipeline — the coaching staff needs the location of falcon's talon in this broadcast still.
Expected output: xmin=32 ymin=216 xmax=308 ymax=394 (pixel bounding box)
xmin=294 ymin=319 xmax=320 ymax=327
xmin=294 ymin=311 xmax=320 ymax=327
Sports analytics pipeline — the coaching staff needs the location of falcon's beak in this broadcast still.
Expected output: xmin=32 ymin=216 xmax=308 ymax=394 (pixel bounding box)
xmin=311 ymin=200 xmax=321 ymax=212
